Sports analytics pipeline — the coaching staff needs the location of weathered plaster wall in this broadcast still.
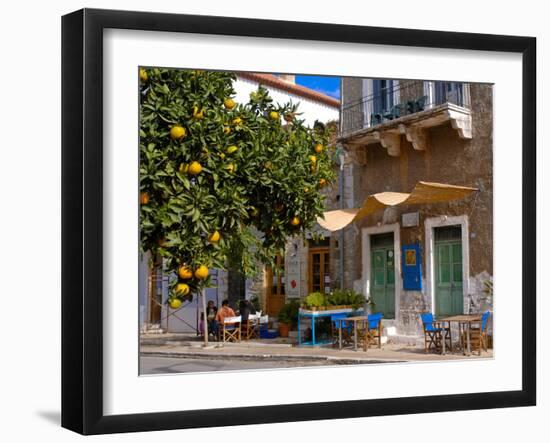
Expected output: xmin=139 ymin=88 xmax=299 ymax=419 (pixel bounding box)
xmin=338 ymin=80 xmax=493 ymax=337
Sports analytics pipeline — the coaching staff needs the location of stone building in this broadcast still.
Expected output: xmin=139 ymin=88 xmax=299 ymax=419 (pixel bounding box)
xmin=332 ymin=78 xmax=493 ymax=341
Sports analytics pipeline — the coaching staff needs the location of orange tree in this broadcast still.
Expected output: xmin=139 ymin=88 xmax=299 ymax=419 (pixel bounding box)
xmin=139 ymin=68 xmax=335 ymax=304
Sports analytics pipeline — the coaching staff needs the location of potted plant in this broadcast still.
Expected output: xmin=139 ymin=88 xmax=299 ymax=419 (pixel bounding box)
xmin=326 ymin=289 xmax=365 ymax=311
xmin=277 ymin=300 xmax=300 ymax=337
xmin=303 ymin=292 xmax=327 ymax=311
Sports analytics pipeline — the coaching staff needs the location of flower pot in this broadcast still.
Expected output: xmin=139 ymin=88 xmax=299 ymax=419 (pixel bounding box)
xmin=278 ymin=322 xmax=290 ymax=337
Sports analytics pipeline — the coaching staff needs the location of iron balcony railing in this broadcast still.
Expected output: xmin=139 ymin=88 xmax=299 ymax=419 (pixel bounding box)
xmin=340 ymin=80 xmax=470 ymax=137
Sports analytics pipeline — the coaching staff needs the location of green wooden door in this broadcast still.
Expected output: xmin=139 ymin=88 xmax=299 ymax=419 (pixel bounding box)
xmin=434 ymin=226 xmax=463 ymax=316
xmin=370 ymin=233 xmax=395 ymax=318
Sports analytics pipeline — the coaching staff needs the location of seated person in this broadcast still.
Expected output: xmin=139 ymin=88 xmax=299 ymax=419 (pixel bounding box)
xmin=238 ymin=299 xmax=255 ymax=322
xmin=205 ymin=300 xmax=218 ymax=337
xmin=215 ymin=299 xmax=236 ymax=325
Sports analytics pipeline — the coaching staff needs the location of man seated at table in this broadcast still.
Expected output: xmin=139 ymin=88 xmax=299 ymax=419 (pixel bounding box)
xmin=238 ymin=299 xmax=256 ymax=322
xmin=216 ymin=299 xmax=237 ymax=325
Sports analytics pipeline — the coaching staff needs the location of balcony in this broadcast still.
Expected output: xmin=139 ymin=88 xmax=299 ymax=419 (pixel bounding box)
xmin=338 ymin=80 xmax=472 ymax=159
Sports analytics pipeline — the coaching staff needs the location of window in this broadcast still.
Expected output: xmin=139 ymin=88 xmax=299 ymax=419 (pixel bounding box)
xmin=434 ymin=81 xmax=464 ymax=107
xmin=269 ymin=255 xmax=285 ymax=297
xmin=364 ymin=79 xmax=401 ymax=127
xmin=373 ymin=79 xmax=396 ymax=114
xmin=308 ymin=247 xmax=330 ymax=294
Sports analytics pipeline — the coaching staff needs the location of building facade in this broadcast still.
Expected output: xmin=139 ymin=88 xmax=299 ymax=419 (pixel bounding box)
xmin=140 ymin=73 xmax=340 ymax=333
xmin=334 ymin=78 xmax=493 ymax=340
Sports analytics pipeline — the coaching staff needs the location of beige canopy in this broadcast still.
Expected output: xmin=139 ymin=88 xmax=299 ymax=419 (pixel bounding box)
xmin=318 ymin=181 xmax=478 ymax=231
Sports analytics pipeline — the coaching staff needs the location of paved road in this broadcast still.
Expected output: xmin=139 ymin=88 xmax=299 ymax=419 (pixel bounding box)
xmin=140 ymin=356 xmax=341 ymax=375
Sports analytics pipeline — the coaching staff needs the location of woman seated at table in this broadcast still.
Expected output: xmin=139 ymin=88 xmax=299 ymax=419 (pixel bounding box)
xmin=205 ymin=300 xmax=218 ymax=338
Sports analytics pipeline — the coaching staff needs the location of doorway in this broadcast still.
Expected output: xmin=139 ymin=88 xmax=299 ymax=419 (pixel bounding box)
xmin=434 ymin=225 xmax=464 ymax=316
xmin=266 ymin=256 xmax=285 ymax=317
xmin=370 ymin=232 xmax=396 ymax=318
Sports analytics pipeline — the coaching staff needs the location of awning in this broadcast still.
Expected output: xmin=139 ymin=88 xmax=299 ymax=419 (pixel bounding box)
xmin=317 ymin=181 xmax=478 ymax=231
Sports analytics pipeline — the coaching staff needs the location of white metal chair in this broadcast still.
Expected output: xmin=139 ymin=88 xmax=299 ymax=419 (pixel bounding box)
xmin=241 ymin=313 xmax=260 ymax=340
xmin=221 ymin=315 xmax=241 ymax=343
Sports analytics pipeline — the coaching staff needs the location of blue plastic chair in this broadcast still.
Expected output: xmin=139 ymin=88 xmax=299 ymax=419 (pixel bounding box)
xmin=481 ymin=310 xmax=490 ymax=332
xmin=420 ymin=313 xmax=451 ymax=353
xmin=469 ymin=311 xmax=491 ymax=354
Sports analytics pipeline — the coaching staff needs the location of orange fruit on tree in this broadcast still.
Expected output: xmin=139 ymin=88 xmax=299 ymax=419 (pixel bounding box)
xmin=309 ymin=155 xmax=317 ymax=164
xmin=314 ymin=143 xmax=323 ymax=153
xmin=139 ymin=68 xmax=148 ymax=82
xmin=269 ymin=111 xmax=279 ymax=121
xmin=170 ymin=125 xmax=186 ymax=140
xmin=208 ymin=230 xmax=221 ymax=243
xmin=188 ymin=161 xmax=202 ymax=175
xmin=232 ymin=117 xmax=242 ymax=126
xmin=224 ymin=98 xmax=236 ymax=110
xmin=319 ymin=178 xmax=327 ymax=187
xmin=290 ymin=216 xmax=301 ymax=226
xmin=140 ymin=192 xmax=149 ymax=205
xmin=169 ymin=298 xmax=182 ymax=309
xmin=175 ymin=283 xmax=190 ymax=296
xmin=226 ymin=145 xmax=238 ymax=154
xmin=178 ymin=265 xmax=193 ymax=280
xmin=223 ymin=126 xmax=231 ymax=135
xmin=194 ymin=265 xmax=209 ymax=280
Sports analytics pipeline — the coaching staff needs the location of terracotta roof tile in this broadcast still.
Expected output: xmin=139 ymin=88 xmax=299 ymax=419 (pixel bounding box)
xmin=237 ymin=72 xmax=340 ymax=109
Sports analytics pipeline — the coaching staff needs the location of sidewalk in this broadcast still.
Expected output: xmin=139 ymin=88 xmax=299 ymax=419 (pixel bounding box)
xmin=140 ymin=333 xmax=493 ymax=364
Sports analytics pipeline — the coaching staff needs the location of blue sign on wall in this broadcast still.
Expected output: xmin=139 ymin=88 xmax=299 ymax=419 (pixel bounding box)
xmin=402 ymin=243 xmax=422 ymax=290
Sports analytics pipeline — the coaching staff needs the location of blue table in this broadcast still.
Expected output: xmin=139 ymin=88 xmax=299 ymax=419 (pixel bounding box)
xmin=298 ymin=307 xmax=364 ymax=346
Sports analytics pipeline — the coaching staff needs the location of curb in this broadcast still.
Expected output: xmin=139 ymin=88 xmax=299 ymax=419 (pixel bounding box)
xmin=140 ymin=339 xmax=293 ymax=348
xmin=140 ymin=350 xmax=405 ymax=365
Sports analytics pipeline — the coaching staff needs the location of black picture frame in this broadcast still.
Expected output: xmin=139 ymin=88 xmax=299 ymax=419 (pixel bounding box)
xmin=61 ymin=8 xmax=536 ymax=435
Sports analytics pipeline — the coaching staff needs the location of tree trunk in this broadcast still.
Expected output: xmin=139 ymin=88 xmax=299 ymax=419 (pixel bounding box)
xmin=148 ymin=253 xmax=163 ymax=325
xmin=201 ymin=288 xmax=208 ymax=346
xmin=227 ymin=268 xmax=246 ymax=307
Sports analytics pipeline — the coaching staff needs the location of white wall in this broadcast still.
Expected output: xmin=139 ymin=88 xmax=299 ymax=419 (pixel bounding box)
xmin=0 ymin=1 xmax=546 ymax=442
xmin=234 ymin=76 xmax=339 ymax=125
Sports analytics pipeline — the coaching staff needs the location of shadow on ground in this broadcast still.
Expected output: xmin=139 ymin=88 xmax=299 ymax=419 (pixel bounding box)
xmin=36 ymin=410 xmax=60 ymax=426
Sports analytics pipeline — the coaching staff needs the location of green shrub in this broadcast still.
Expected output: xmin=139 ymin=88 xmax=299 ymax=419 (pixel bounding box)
xmin=303 ymin=289 xmax=365 ymax=310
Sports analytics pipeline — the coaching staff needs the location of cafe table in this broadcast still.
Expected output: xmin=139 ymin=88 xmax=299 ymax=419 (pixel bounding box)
xmin=298 ymin=307 xmax=364 ymax=346
xmin=438 ymin=314 xmax=482 ymax=355
xmin=334 ymin=315 xmax=370 ymax=351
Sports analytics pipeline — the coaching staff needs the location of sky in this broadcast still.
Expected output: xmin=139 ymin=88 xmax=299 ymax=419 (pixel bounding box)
xmin=295 ymin=75 xmax=341 ymax=100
